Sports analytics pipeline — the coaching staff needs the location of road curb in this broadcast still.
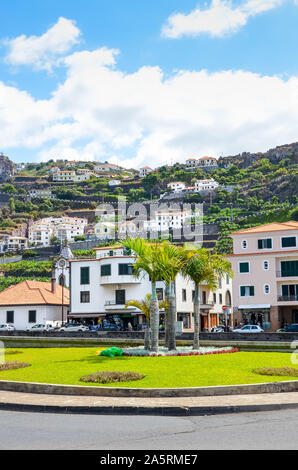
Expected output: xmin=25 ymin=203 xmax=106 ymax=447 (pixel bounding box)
xmin=1 ymin=401 xmax=298 ymax=416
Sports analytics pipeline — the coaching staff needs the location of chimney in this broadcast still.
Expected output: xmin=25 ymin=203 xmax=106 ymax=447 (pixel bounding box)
xmin=51 ymin=268 xmax=56 ymax=293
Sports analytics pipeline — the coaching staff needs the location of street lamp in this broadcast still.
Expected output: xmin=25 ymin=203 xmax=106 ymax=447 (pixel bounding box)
xmin=57 ymin=258 xmax=67 ymax=325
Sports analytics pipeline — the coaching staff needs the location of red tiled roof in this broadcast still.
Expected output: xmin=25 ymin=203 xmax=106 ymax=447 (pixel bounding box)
xmin=0 ymin=281 xmax=69 ymax=306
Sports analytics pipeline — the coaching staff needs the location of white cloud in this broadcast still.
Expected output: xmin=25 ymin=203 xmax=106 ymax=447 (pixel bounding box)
xmin=1 ymin=43 xmax=298 ymax=169
xmin=162 ymin=0 xmax=284 ymax=38
xmin=4 ymin=17 xmax=81 ymax=71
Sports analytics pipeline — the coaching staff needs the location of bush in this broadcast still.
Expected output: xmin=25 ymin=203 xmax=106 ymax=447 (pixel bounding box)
xmin=253 ymin=367 xmax=298 ymax=377
xmin=80 ymin=371 xmax=145 ymax=384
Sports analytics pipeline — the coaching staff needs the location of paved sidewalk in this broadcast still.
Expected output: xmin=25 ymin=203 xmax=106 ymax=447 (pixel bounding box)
xmin=1 ymin=390 xmax=298 ymax=415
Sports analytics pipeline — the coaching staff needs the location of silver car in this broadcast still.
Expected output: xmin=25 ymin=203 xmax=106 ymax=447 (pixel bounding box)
xmin=0 ymin=324 xmax=15 ymax=331
xmin=233 ymin=325 xmax=264 ymax=333
xmin=59 ymin=323 xmax=89 ymax=332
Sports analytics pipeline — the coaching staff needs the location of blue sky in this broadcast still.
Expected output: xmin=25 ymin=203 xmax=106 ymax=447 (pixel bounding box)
xmin=1 ymin=0 xmax=298 ymax=167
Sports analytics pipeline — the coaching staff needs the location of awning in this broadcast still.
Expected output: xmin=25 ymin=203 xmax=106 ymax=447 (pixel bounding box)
xmin=238 ymin=304 xmax=270 ymax=309
xmin=68 ymin=314 xmax=107 ymax=318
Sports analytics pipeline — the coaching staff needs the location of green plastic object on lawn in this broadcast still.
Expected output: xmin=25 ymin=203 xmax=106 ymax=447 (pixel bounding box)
xmin=100 ymin=347 xmax=123 ymax=357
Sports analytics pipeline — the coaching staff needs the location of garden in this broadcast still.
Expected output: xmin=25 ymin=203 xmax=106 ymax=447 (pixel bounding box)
xmin=1 ymin=347 xmax=298 ymax=388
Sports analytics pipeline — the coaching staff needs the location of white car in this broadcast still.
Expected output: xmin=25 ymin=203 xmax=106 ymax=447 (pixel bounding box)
xmin=233 ymin=325 xmax=264 ymax=333
xmin=0 ymin=324 xmax=15 ymax=331
xmin=58 ymin=323 xmax=89 ymax=332
xmin=26 ymin=324 xmax=54 ymax=332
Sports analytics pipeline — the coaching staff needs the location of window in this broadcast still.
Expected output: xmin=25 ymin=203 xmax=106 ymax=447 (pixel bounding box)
xmin=118 ymin=264 xmax=133 ymax=275
xmin=240 ymin=286 xmax=255 ymax=297
xmin=80 ymin=267 xmax=90 ymax=285
xmin=6 ymin=311 xmax=14 ymax=323
xmin=28 ymin=310 xmax=36 ymax=323
xmin=182 ymin=289 xmax=187 ymax=302
xmin=219 ymin=293 xmax=223 ymax=304
xmin=242 ymin=240 xmax=247 ymax=249
xmin=213 ymin=293 xmax=216 ymax=303
xmin=115 ymin=290 xmax=126 ymax=304
xmin=258 ymin=238 xmax=272 ymax=249
xmin=202 ymin=291 xmax=207 ymax=304
xmin=239 ymin=262 xmax=250 ymax=273
xmin=80 ymin=291 xmax=90 ymax=303
xmin=281 ymin=261 xmax=298 ymax=277
xmin=109 ymin=250 xmax=114 ymax=257
xmin=264 ymin=284 xmax=270 ymax=294
xmin=226 ymin=275 xmax=230 ymax=284
xmin=281 ymin=237 xmax=296 ymax=248
xmin=101 ymin=264 xmax=111 ymax=276
xmin=263 ymin=261 xmax=269 ymax=270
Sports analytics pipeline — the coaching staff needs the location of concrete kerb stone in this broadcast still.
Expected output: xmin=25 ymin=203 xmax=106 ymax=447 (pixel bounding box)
xmin=2 ymin=402 xmax=298 ymax=416
xmin=1 ymin=378 xmax=298 ymax=398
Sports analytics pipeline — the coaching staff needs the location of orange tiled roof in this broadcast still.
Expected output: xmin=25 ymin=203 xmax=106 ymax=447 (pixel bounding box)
xmin=231 ymin=221 xmax=298 ymax=235
xmin=200 ymin=156 xmax=217 ymax=160
xmin=0 ymin=281 xmax=69 ymax=306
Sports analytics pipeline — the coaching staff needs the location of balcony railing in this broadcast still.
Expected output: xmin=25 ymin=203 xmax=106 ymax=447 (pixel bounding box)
xmin=276 ymin=271 xmax=298 ymax=277
xmin=278 ymin=295 xmax=298 ymax=302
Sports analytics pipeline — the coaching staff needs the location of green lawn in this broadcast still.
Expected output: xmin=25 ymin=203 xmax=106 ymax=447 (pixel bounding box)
xmin=0 ymin=348 xmax=297 ymax=388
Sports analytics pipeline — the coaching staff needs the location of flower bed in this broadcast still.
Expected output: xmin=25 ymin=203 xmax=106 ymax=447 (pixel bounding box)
xmin=122 ymin=346 xmax=239 ymax=357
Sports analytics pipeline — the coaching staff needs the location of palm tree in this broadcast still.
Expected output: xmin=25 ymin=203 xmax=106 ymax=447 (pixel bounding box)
xmin=183 ymin=248 xmax=233 ymax=350
xmin=121 ymin=238 xmax=165 ymax=352
xmin=125 ymin=294 xmax=167 ymax=350
xmin=157 ymin=243 xmax=191 ymax=351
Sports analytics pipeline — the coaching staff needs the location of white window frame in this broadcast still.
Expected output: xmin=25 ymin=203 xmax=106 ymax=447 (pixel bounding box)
xmin=239 ymin=285 xmax=255 ymax=297
xmin=241 ymin=240 xmax=247 ymax=249
xmin=263 ymin=260 xmax=269 ymax=271
xmin=264 ymin=284 xmax=270 ymax=294
xmin=257 ymin=237 xmax=273 ymax=250
xmin=238 ymin=261 xmax=250 ymax=274
xmin=280 ymin=236 xmax=297 ymax=249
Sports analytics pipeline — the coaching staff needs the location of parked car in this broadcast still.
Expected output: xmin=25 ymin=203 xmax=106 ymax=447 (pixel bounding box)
xmin=101 ymin=323 xmax=121 ymax=331
xmin=210 ymin=325 xmax=225 ymax=333
xmin=233 ymin=325 xmax=264 ymax=333
xmin=0 ymin=324 xmax=15 ymax=331
xmin=59 ymin=323 xmax=89 ymax=332
xmin=25 ymin=324 xmax=55 ymax=332
xmin=277 ymin=324 xmax=298 ymax=333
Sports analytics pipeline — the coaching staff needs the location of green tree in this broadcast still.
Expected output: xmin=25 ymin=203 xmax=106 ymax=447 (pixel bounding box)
xmin=183 ymin=248 xmax=233 ymax=349
xmin=121 ymin=238 xmax=165 ymax=352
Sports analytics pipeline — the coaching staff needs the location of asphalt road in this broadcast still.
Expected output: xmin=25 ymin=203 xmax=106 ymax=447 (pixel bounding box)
xmin=0 ymin=409 xmax=298 ymax=450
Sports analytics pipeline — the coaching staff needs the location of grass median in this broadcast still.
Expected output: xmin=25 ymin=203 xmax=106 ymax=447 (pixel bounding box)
xmin=0 ymin=347 xmax=297 ymax=388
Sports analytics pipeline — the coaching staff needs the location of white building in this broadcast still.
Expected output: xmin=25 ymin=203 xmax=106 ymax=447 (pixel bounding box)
xmin=108 ymin=180 xmax=121 ymax=187
xmin=198 ymin=156 xmax=218 ymax=168
xmin=0 ymin=280 xmax=69 ymax=330
xmin=167 ymin=182 xmax=186 ymax=192
xmin=69 ymin=245 xmax=232 ymax=331
xmin=194 ymin=179 xmax=219 ymax=192
xmin=29 ymin=217 xmax=88 ymax=247
xmin=139 ymin=166 xmax=153 ymax=178
xmin=0 ymin=236 xmax=28 ymax=253
xmin=53 ymin=170 xmax=92 ymax=182
xmin=143 ymin=209 xmax=193 ymax=232
xmin=29 ymin=188 xmax=55 ymax=199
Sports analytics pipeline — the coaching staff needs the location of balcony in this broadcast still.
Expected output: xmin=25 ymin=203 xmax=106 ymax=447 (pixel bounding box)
xmin=276 ymin=271 xmax=298 ymax=278
xmin=278 ymin=295 xmax=298 ymax=302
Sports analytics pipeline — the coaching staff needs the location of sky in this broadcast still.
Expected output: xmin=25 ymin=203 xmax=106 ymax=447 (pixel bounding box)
xmin=1 ymin=0 xmax=298 ymax=168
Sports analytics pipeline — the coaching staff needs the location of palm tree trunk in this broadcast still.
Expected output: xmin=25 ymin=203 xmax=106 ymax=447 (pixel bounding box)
xmin=150 ymin=281 xmax=159 ymax=352
xmin=193 ymin=284 xmax=200 ymax=350
xmin=144 ymin=326 xmax=150 ymax=350
xmin=164 ymin=284 xmax=170 ymax=349
xmin=168 ymin=281 xmax=177 ymax=351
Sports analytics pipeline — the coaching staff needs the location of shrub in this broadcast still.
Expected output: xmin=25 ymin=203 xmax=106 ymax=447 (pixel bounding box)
xmin=253 ymin=367 xmax=298 ymax=377
xmin=0 ymin=361 xmax=30 ymax=371
xmin=80 ymin=371 xmax=145 ymax=384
